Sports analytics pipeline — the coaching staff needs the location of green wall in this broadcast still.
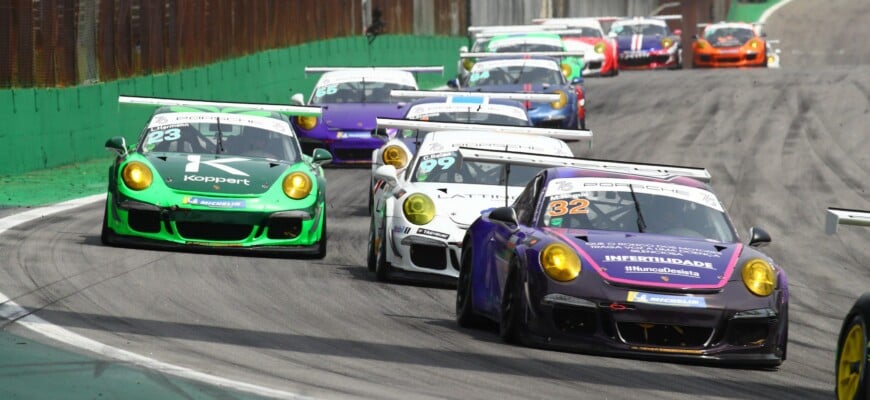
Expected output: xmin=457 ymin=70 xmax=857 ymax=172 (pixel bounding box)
xmin=0 ymin=35 xmax=466 ymax=176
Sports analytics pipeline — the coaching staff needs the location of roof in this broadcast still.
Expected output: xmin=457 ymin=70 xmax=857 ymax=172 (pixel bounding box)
xmin=314 ymin=69 xmax=419 ymax=88
xmin=147 ymin=112 xmax=295 ymax=137
xmin=417 ymin=131 xmax=571 ymax=157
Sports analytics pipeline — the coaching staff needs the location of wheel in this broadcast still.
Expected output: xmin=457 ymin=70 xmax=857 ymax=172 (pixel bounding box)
xmin=375 ymin=215 xmax=391 ymax=281
xmin=366 ymin=215 xmax=377 ymax=272
xmin=100 ymin=198 xmax=114 ymax=245
xmin=837 ymin=314 xmax=868 ymax=400
xmin=579 ymin=117 xmax=586 ymax=130
xmin=499 ymin=266 xmax=524 ymax=343
xmin=313 ymin=211 xmax=327 ymax=259
xmin=456 ymin=241 xmax=485 ymax=327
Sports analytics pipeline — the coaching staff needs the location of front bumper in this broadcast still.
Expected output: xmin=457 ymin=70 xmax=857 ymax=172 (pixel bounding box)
xmin=694 ymin=50 xmax=766 ymax=68
xmin=528 ymin=105 xmax=577 ymax=130
xmin=105 ymin=194 xmax=324 ymax=253
xmin=298 ymin=130 xmax=387 ymax=164
xmin=618 ymin=49 xmax=680 ymax=70
xmin=384 ymin=216 xmax=466 ymax=280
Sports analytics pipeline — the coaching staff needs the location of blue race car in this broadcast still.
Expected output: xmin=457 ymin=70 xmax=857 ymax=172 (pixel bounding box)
xmin=608 ymin=16 xmax=682 ymax=70
xmin=457 ymin=159 xmax=788 ymax=367
xmin=449 ymin=54 xmax=588 ymax=130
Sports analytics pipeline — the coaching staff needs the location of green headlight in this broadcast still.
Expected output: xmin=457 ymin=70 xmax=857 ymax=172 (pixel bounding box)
xmin=122 ymin=161 xmax=153 ymax=191
xmin=742 ymin=258 xmax=775 ymax=296
xmin=403 ymin=193 xmax=435 ymax=225
xmin=540 ymin=243 xmax=581 ymax=282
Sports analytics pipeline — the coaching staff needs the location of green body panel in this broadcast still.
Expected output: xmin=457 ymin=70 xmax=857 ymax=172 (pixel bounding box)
xmin=487 ymin=33 xmax=585 ymax=80
xmin=144 ymin=153 xmax=288 ymax=195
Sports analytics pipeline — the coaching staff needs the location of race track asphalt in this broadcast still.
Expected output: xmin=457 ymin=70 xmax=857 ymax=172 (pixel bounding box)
xmin=0 ymin=1 xmax=868 ymax=399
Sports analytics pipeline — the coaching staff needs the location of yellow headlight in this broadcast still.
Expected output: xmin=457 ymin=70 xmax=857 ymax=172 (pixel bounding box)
xmin=382 ymin=145 xmax=408 ymax=169
xmin=560 ymin=63 xmax=573 ymax=78
xmin=550 ymin=90 xmax=567 ymax=109
xmin=296 ymin=116 xmax=317 ymax=130
xmin=403 ymin=193 xmax=435 ymax=225
xmin=767 ymin=55 xmax=776 ymax=64
xmin=749 ymin=40 xmax=760 ymax=50
xmin=540 ymin=243 xmax=581 ymax=282
xmin=462 ymin=59 xmax=475 ymax=71
xmin=283 ymin=172 xmax=312 ymax=200
xmin=121 ymin=161 xmax=153 ymax=191
xmin=594 ymin=42 xmax=606 ymax=54
xmin=742 ymin=258 xmax=776 ymax=297
xmin=662 ymin=37 xmax=674 ymax=49
xmin=696 ymin=40 xmax=707 ymax=50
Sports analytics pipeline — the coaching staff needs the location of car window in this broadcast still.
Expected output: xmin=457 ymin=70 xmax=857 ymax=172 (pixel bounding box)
xmin=411 ymin=151 xmax=545 ymax=187
xmin=142 ymin=121 xmax=301 ymax=162
xmin=468 ymin=65 xmax=564 ymax=86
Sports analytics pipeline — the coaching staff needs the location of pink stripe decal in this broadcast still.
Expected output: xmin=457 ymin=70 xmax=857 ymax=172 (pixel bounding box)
xmin=543 ymin=228 xmax=743 ymax=290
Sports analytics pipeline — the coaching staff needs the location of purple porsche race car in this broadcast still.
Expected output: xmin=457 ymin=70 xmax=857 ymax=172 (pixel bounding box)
xmin=457 ymin=157 xmax=788 ymax=367
xmin=290 ymin=66 xmax=442 ymax=164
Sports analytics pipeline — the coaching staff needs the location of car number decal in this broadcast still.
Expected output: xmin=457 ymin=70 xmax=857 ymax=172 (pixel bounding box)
xmin=314 ymin=85 xmax=338 ymax=97
xmin=546 ymin=198 xmax=590 ymax=216
xmin=145 ymin=128 xmax=182 ymax=145
xmin=419 ymin=155 xmax=456 ymax=173
xmin=468 ymin=71 xmax=489 ymax=82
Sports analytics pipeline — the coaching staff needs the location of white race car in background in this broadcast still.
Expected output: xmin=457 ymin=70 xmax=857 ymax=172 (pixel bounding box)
xmin=367 ymin=119 xmax=589 ymax=283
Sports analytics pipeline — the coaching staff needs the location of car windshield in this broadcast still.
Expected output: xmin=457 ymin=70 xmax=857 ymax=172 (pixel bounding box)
xmin=611 ymin=23 xmax=669 ymax=37
xmin=468 ymin=64 xmax=564 ymax=86
xmin=490 ymin=43 xmax=563 ymax=52
xmin=140 ymin=120 xmax=301 ymax=162
xmin=310 ymin=81 xmax=415 ymax=104
xmin=537 ymin=180 xmax=737 ymax=242
xmin=411 ymin=151 xmax=543 ymax=186
xmin=704 ymin=27 xmax=756 ymax=46
xmin=561 ymin=28 xmax=603 ymax=39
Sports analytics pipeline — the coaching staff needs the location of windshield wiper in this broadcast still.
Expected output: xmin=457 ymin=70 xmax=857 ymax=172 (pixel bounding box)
xmin=215 ymin=117 xmax=224 ymax=154
xmin=514 ymin=62 xmax=528 ymax=84
xmin=629 ymin=184 xmax=646 ymax=233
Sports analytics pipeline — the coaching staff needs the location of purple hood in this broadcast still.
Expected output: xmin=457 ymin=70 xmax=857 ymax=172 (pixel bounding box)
xmin=545 ymin=229 xmax=742 ymax=290
xmin=321 ymin=103 xmax=407 ymax=131
xmin=617 ymin=35 xmax=671 ymax=52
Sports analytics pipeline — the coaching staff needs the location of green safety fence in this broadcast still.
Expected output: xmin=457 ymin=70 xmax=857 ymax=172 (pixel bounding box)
xmin=0 ymin=35 xmax=466 ymax=177
xmin=727 ymin=0 xmax=783 ymax=23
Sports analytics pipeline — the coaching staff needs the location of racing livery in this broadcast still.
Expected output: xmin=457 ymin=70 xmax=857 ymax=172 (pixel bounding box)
xmin=828 ymin=208 xmax=870 ymax=400
xmin=693 ymin=22 xmax=770 ymax=68
xmin=609 ymin=17 xmax=682 ymax=70
xmin=458 ymin=163 xmax=788 ymax=366
xmin=533 ymin=18 xmax=619 ymax=76
xmin=289 ymin=66 xmax=442 ymax=164
xmin=102 ymin=96 xmax=332 ymax=257
xmin=368 ymin=120 xmax=591 ymax=284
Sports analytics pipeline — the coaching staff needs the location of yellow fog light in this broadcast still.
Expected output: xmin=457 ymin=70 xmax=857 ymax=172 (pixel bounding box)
xmin=121 ymin=161 xmax=153 ymax=191
xmin=382 ymin=145 xmax=408 ymax=169
xmin=283 ymin=172 xmax=312 ymax=199
xmin=560 ymin=63 xmax=572 ymax=77
xmin=742 ymin=258 xmax=776 ymax=297
xmin=550 ymin=90 xmax=567 ymax=109
xmin=463 ymin=59 xmax=475 ymax=71
xmin=402 ymin=193 xmax=435 ymax=225
xmin=296 ymin=116 xmax=317 ymax=130
xmin=662 ymin=37 xmax=674 ymax=49
xmin=540 ymin=243 xmax=581 ymax=282
xmin=594 ymin=42 xmax=606 ymax=54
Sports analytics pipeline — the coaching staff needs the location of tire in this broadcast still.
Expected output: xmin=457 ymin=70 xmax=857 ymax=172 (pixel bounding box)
xmin=100 ymin=198 xmax=114 ymax=245
xmin=456 ymin=241 xmax=484 ymax=328
xmin=366 ymin=215 xmax=377 ymax=271
xmin=499 ymin=265 xmax=524 ymax=343
xmin=837 ymin=314 xmax=869 ymax=400
xmin=579 ymin=118 xmax=586 ymax=131
xmin=313 ymin=211 xmax=327 ymax=259
xmin=375 ymin=215 xmax=391 ymax=282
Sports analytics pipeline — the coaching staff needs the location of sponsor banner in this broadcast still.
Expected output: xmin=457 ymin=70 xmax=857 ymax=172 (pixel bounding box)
xmin=605 ymin=255 xmax=714 ymax=270
xmin=149 ymin=112 xmax=292 ymax=136
xmin=474 ymin=59 xmax=560 ymax=71
xmin=545 ymin=177 xmax=723 ymax=212
xmin=624 ymin=265 xmax=700 ymax=279
xmin=417 ymin=228 xmax=449 ymax=239
xmin=183 ymin=196 xmax=246 ymax=208
xmin=336 ymin=131 xmax=372 ymax=139
xmin=626 ymin=291 xmax=707 ymax=308
xmin=183 ymin=175 xmax=251 ymax=186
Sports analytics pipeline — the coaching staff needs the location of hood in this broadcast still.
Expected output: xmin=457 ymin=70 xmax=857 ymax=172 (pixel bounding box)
xmin=146 ymin=153 xmax=288 ymax=195
xmin=617 ymin=35 xmax=670 ymax=52
xmin=423 ymin=184 xmax=523 ymax=227
xmin=321 ymin=103 xmax=407 ymax=131
xmin=545 ymin=229 xmax=742 ymax=290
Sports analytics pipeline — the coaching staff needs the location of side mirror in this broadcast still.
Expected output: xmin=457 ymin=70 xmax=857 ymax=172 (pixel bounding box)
xmin=105 ymin=136 xmax=128 ymax=156
xmin=311 ymin=148 xmax=332 ymax=166
xmin=374 ymin=164 xmax=399 ymax=188
xmin=748 ymin=227 xmax=771 ymax=248
xmin=571 ymin=77 xmax=584 ymax=85
xmin=446 ymin=78 xmax=460 ymax=89
xmin=290 ymin=93 xmax=305 ymax=106
xmin=673 ymin=29 xmax=682 ymax=36
xmin=459 ymin=45 xmax=469 ymax=53
xmin=489 ymin=207 xmax=518 ymax=228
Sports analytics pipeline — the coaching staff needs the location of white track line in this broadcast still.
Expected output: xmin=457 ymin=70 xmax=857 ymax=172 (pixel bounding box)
xmin=0 ymin=194 xmax=314 ymax=400
xmin=759 ymin=0 xmax=796 ymax=24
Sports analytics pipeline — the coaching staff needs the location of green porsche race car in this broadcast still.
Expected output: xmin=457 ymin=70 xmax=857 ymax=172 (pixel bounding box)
xmin=101 ymin=96 xmax=332 ymax=258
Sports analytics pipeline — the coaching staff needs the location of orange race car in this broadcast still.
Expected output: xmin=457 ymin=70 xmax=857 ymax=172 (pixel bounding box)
xmin=692 ymin=22 xmax=769 ymax=68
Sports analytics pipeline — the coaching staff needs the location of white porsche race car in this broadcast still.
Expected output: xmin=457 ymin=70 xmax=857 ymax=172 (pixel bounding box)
xmin=367 ymin=119 xmax=591 ymax=284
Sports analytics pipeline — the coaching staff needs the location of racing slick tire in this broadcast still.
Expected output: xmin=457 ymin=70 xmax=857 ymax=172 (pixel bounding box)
xmin=313 ymin=212 xmax=327 ymax=259
xmin=499 ymin=263 xmax=524 ymax=344
xmin=837 ymin=313 xmax=870 ymax=399
xmin=366 ymin=215 xmax=378 ymax=271
xmin=100 ymin=198 xmax=115 ymax=245
xmin=456 ymin=241 xmax=485 ymax=328
xmin=375 ymin=215 xmax=392 ymax=282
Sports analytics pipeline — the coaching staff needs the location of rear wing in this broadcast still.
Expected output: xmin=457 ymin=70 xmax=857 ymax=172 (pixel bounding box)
xmin=468 ymin=24 xmax=569 ymax=34
xmin=304 ymin=66 xmax=444 ymax=75
xmin=457 ymin=148 xmax=712 ymax=183
xmin=460 ymin=51 xmax=585 ymax=59
xmin=390 ymin=89 xmax=560 ymax=103
xmin=825 ymin=208 xmax=870 ymax=234
xmin=376 ymin=118 xmax=592 ymax=143
xmin=118 ymin=95 xmax=322 ymax=117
